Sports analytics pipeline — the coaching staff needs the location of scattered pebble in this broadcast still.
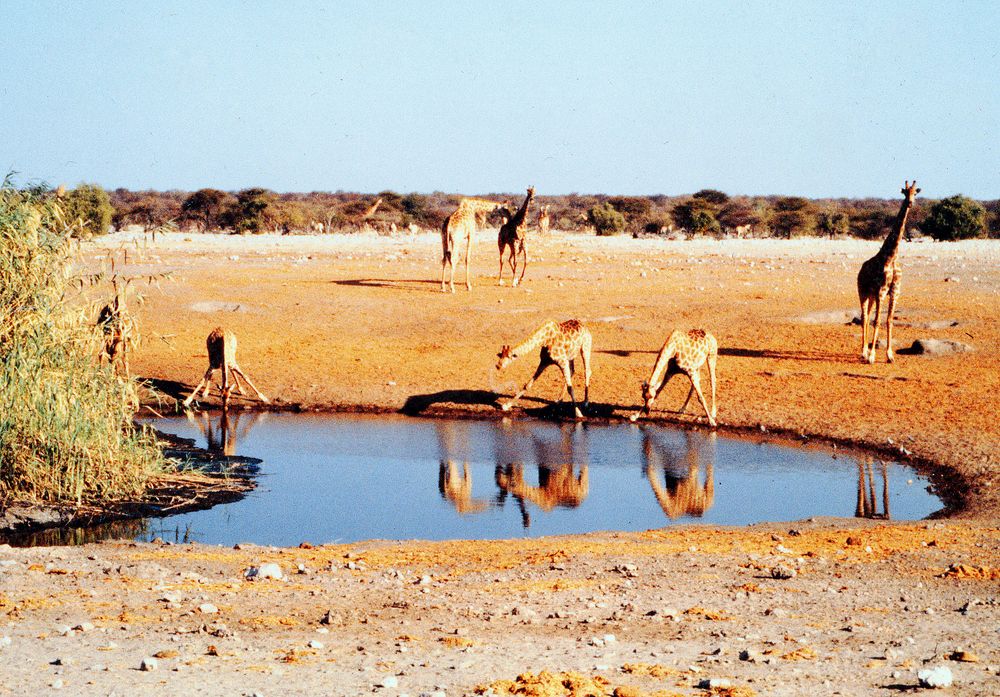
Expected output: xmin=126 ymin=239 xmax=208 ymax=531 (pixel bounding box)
xmin=198 ymin=603 xmax=219 ymax=614
xmin=917 ymin=665 xmax=953 ymax=688
xmin=140 ymin=657 xmax=159 ymax=672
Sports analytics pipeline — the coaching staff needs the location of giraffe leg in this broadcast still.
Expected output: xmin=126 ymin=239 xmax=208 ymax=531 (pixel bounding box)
xmin=464 ymin=234 xmax=473 ymax=291
xmin=183 ymin=367 xmax=215 ymax=407
xmin=581 ymin=333 xmax=592 ymax=407
xmin=868 ymin=295 xmax=883 ymax=364
xmin=707 ymin=353 xmax=718 ymax=422
xmin=497 ymin=241 xmax=506 ymax=286
xmin=508 ymin=245 xmax=518 ymax=285
xmin=231 ymin=367 xmax=269 ymax=403
xmin=502 ymin=359 xmax=549 ymax=412
xmin=513 ymin=243 xmax=526 ymax=287
xmin=689 ymin=371 xmax=716 ymax=427
xmin=228 ymin=366 xmax=247 ymax=396
xmin=859 ymin=297 xmax=871 ymax=361
xmin=560 ymin=360 xmax=583 ymax=418
xmin=885 ymin=284 xmax=899 ymax=363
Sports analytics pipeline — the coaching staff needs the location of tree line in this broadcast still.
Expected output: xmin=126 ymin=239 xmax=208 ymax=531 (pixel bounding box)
xmin=46 ymin=183 xmax=1000 ymax=241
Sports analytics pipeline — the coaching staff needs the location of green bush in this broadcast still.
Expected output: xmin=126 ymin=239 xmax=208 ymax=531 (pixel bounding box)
xmin=0 ymin=184 xmax=163 ymax=504
xmin=62 ymin=183 xmax=113 ymax=236
xmin=921 ymin=195 xmax=986 ymax=241
xmin=587 ymin=203 xmax=625 ymax=236
xmin=690 ymin=209 xmax=722 ymax=236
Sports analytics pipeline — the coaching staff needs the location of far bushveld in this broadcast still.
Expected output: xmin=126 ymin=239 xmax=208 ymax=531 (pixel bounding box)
xmin=53 ymin=184 xmax=1000 ymax=240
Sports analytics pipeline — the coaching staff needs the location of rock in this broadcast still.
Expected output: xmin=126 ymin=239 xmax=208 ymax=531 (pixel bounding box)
xmin=198 ymin=603 xmax=218 ymax=614
xmin=51 ymin=679 xmax=63 ymax=689
xmin=378 ymin=676 xmax=399 ymax=688
xmin=246 ymin=563 xmax=283 ymax=581
xmin=899 ymin=338 xmax=974 ymax=356
xmin=770 ymin=565 xmax=797 ymax=579
xmin=603 ymin=633 xmax=617 ymax=643
xmin=739 ymin=649 xmax=763 ymax=663
xmin=73 ymin=622 xmax=95 ymax=632
xmin=697 ymin=678 xmax=732 ymax=689
xmin=947 ymin=650 xmax=979 ymax=663
xmin=917 ymin=665 xmax=953 ymax=688
xmin=140 ymin=657 xmax=159 ymax=672
xmin=0 ymin=636 xmax=10 ymax=649
xmin=308 ymin=640 xmax=324 ymax=649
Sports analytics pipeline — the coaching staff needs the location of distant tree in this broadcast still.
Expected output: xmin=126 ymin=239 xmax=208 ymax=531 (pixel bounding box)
xmin=770 ymin=196 xmax=816 ymax=238
xmin=126 ymin=194 xmax=181 ymax=232
xmin=692 ymin=189 xmax=729 ymax=205
xmin=227 ymin=188 xmax=277 ymax=234
xmin=608 ymin=196 xmax=652 ymax=218
xmin=690 ymin=209 xmax=722 ymax=236
xmin=642 ymin=212 xmax=673 ymax=234
xmin=586 ymin=202 xmax=625 ymax=236
xmin=671 ymin=197 xmax=716 ymax=231
xmin=377 ymin=190 xmax=404 ymax=211
xmin=849 ymin=208 xmax=893 ymax=240
xmin=401 ymin=193 xmax=428 ymax=220
xmin=61 ymin=183 xmax=113 ymax=237
xmin=816 ymin=208 xmax=850 ymax=237
xmin=181 ymin=189 xmax=233 ymax=232
xmin=716 ymin=200 xmax=759 ymax=232
xmin=921 ymin=195 xmax=986 ymax=241
xmin=985 ymin=200 xmax=1000 ymax=239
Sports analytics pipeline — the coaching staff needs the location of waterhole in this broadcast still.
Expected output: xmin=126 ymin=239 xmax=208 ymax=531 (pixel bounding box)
xmin=22 ymin=413 xmax=944 ymax=546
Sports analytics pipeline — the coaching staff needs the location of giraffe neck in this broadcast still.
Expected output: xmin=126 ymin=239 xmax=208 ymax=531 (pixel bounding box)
xmin=647 ymin=339 xmax=679 ymax=391
xmin=512 ymin=322 xmax=555 ymax=357
xmin=459 ymin=198 xmax=500 ymax=214
xmin=510 ymin=191 xmax=534 ymax=227
xmin=877 ymin=197 xmax=913 ymax=263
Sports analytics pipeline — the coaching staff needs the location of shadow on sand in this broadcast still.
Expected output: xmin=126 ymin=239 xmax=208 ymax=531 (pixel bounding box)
xmin=332 ymin=278 xmax=443 ymax=294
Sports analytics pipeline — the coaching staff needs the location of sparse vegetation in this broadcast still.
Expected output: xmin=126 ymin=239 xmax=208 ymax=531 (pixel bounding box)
xmin=61 ymin=183 xmax=113 ymax=237
xmin=0 ymin=183 xmax=163 ymax=504
xmin=91 ymin=186 xmax=997 ymax=239
xmin=922 ymin=195 xmax=987 ymax=241
xmin=586 ymin=202 xmax=626 ymax=236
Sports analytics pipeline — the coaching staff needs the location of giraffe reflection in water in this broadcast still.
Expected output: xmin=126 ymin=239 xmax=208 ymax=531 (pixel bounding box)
xmin=856 ymin=459 xmax=890 ymax=519
xmin=435 ymin=420 xmax=590 ymax=528
xmin=494 ymin=421 xmax=589 ymax=528
xmin=641 ymin=428 xmax=716 ymax=520
xmin=436 ymin=420 xmax=491 ymax=514
xmin=187 ymin=410 xmax=267 ymax=456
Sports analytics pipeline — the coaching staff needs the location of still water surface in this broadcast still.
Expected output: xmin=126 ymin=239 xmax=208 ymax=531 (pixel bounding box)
xmin=115 ymin=412 xmax=942 ymax=547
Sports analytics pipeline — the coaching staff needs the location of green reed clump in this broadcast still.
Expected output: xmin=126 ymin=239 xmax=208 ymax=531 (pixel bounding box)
xmin=0 ymin=184 xmax=163 ymax=504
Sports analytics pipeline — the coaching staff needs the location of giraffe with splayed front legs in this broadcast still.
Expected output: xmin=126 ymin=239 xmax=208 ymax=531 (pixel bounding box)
xmin=496 ymin=319 xmax=592 ymax=418
xmin=632 ymin=329 xmax=718 ymax=427
xmin=183 ymin=327 xmax=269 ymax=409
xmin=440 ymin=197 xmax=508 ymax=292
xmin=857 ymin=180 xmax=920 ymax=364
xmin=497 ymin=186 xmax=534 ymax=286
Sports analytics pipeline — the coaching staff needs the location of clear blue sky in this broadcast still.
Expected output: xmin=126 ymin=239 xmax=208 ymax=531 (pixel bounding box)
xmin=1 ymin=1 xmax=998 ymax=198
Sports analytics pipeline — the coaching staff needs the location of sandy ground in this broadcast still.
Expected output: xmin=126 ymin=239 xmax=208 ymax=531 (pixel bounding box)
xmin=2 ymin=230 xmax=998 ymax=695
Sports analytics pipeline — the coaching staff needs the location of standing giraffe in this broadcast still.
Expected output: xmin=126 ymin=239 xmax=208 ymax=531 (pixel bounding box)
xmin=497 ymin=186 xmax=535 ymax=286
xmin=857 ymin=180 xmax=920 ymax=363
xmin=537 ymin=204 xmax=551 ymax=235
xmin=183 ymin=327 xmax=269 ymax=409
xmin=632 ymin=329 xmax=718 ymax=427
xmin=440 ymin=197 xmax=507 ymax=292
xmin=496 ymin=319 xmax=592 ymax=418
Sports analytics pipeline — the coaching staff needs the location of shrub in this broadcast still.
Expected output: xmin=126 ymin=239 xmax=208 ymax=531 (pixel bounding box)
xmin=0 ymin=184 xmax=163 ymax=503
xmin=61 ymin=183 xmax=113 ymax=237
xmin=181 ymin=189 xmax=233 ymax=232
xmin=690 ymin=209 xmax=721 ymax=237
xmin=586 ymin=203 xmax=625 ymax=236
xmin=227 ymin=188 xmax=276 ymax=234
xmin=921 ymin=195 xmax=986 ymax=241
xmin=692 ymin=189 xmax=729 ymax=205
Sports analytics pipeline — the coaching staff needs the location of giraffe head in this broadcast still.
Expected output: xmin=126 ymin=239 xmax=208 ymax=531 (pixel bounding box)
xmin=901 ymin=180 xmax=921 ymax=202
xmin=496 ymin=345 xmax=515 ymax=370
xmin=641 ymin=381 xmax=657 ymax=413
xmin=526 ymin=186 xmax=535 ymax=198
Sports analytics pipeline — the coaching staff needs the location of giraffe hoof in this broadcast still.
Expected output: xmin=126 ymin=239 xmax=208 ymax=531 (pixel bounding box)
xmin=629 ymin=413 xmax=640 ymax=423
xmin=500 ymin=403 xmax=512 ymax=412
xmin=887 ymin=353 xmax=895 ymax=363
xmin=498 ymin=280 xmax=504 ymax=286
